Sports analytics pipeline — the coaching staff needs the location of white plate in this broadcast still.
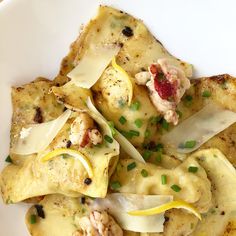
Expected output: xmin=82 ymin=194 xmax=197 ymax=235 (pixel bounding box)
xmin=1 ymin=0 xmax=236 ymax=235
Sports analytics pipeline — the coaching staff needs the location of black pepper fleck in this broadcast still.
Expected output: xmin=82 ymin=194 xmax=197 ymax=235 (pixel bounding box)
xmin=34 ymin=107 xmax=43 ymax=123
xmin=84 ymin=178 xmax=92 ymax=185
xmin=34 ymin=204 xmax=45 ymax=219
xmin=80 ymin=197 xmax=86 ymax=204
xmin=122 ymin=26 xmax=133 ymax=37
xmin=164 ymin=216 xmax=169 ymax=222
xmin=119 ymin=42 xmax=124 ymax=48
xmin=66 ymin=140 xmax=72 ymax=148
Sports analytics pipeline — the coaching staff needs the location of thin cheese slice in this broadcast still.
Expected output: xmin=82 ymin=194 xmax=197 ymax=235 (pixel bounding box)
xmin=161 ymin=103 xmax=236 ymax=153
xmin=91 ymin=193 xmax=173 ymax=233
xmin=67 ymin=44 xmax=120 ymax=88
xmin=86 ymin=98 xmax=145 ymax=163
xmin=11 ymin=110 xmax=71 ymax=155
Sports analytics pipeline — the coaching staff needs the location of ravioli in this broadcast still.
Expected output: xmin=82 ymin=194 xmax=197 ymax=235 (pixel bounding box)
xmin=0 ymin=118 xmax=119 ymax=203
xmin=160 ymin=74 xmax=236 ymax=164
xmin=53 ymin=6 xmax=193 ymax=146
xmin=10 ymin=78 xmax=64 ymax=164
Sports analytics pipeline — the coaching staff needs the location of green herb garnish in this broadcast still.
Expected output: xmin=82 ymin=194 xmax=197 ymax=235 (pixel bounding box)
xmin=5 ymin=155 xmax=12 ymax=163
xmin=171 ymin=184 xmax=181 ymax=192
xmin=134 ymin=119 xmax=143 ymax=128
xmin=184 ymin=95 xmax=193 ymax=106
xmin=161 ymin=174 xmax=167 ymax=185
xmin=161 ymin=119 xmax=169 ymax=131
xmin=143 ymin=150 xmax=152 ymax=161
xmin=104 ymin=135 xmax=113 ymax=143
xmin=130 ymin=101 xmax=141 ymax=111
xmin=141 ymin=169 xmax=148 ymax=177
xmin=110 ymin=181 xmax=121 ymax=190
xmin=184 ymin=140 xmax=196 ymax=148
xmin=150 ymin=116 xmax=161 ymax=125
xmin=202 ymin=90 xmax=211 ymax=97
xmin=129 ymin=130 xmax=140 ymax=137
xmin=127 ymin=162 xmax=137 ymax=171
xmin=30 ymin=214 xmax=37 ymax=224
xmin=188 ymin=166 xmax=198 ymax=173
xmin=121 ymin=130 xmax=133 ymax=139
xmin=119 ymin=116 xmax=127 ymax=125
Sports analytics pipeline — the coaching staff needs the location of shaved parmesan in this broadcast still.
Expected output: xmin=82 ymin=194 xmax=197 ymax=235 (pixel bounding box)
xmin=162 ymin=103 xmax=236 ymax=153
xmin=91 ymin=193 xmax=173 ymax=233
xmin=86 ymin=98 xmax=145 ymax=163
xmin=12 ymin=110 xmax=71 ymax=155
xmin=67 ymin=44 xmax=120 ymax=88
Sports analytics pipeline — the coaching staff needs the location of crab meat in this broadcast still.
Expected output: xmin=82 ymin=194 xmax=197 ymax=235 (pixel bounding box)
xmin=69 ymin=113 xmax=103 ymax=147
xmin=158 ymin=58 xmax=191 ymax=104
xmin=73 ymin=211 xmax=123 ymax=236
xmin=135 ymin=58 xmax=190 ymax=125
xmin=134 ymin=71 xmax=151 ymax=85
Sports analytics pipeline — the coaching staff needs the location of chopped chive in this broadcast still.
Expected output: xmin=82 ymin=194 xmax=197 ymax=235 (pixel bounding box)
xmin=110 ymin=181 xmax=121 ymax=190
xmin=185 ymin=95 xmax=193 ymax=101
xmin=161 ymin=119 xmax=169 ymax=131
xmin=5 ymin=155 xmax=12 ymax=163
xmin=171 ymin=184 xmax=181 ymax=192
xmin=108 ymin=121 xmax=116 ymax=136
xmin=30 ymin=214 xmax=37 ymax=224
xmin=121 ymin=130 xmax=133 ymax=139
xmin=129 ymin=130 xmax=140 ymax=137
xmin=188 ymin=166 xmax=198 ymax=173
xmin=141 ymin=169 xmax=148 ymax=177
xmin=176 ymin=110 xmax=183 ymax=118
xmin=143 ymin=150 xmax=152 ymax=161
xmin=155 ymin=143 xmax=163 ymax=152
xmin=127 ymin=162 xmax=137 ymax=171
xmin=119 ymin=116 xmax=127 ymax=125
xmin=184 ymin=95 xmax=193 ymax=107
xmin=104 ymin=135 xmax=113 ymax=143
xmin=134 ymin=119 xmax=143 ymax=128
xmin=156 ymin=153 xmax=162 ymax=163
xmin=143 ymin=142 xmax=163 ymax=152
xmin=202 ymin=90 xmax=211 ymax=98
xmin=161 ymin=174 xmax=167 ymax=185
xmin=150 ymin=116 xmax=161 ymax=125
xmin=184 ymin=140 xmax=196 ymax=148
xmin=130 ymin=101 xmax=141 ymax=111
xmin=145 ymin=129 xmax=151 ymax=138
